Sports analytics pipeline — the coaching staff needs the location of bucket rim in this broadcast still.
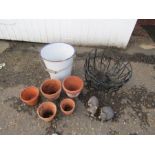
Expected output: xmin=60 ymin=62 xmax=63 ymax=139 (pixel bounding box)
xmin=40 ymin=42 xmax=76 ymax=62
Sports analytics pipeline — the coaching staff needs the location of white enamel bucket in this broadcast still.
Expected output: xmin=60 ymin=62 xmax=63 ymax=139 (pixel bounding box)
xmin=40 ymin=43 xmax=75 ymax=80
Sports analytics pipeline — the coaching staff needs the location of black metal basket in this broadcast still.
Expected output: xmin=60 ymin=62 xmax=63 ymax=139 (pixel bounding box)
xmin=84 ymin=49 xmax=132 ymax=92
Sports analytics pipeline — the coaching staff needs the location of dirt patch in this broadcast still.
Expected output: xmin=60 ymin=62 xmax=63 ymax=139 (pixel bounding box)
xmin=79 ymin=86 xmax=155 ymax=128
xmin=107 ymin=129 xmax=119 ymax=135
xmin=78 ymin=47 xmax=155 ymax=65
xmin=4 ymin=97 xmax=38 ymax=116
xmin=45 ymin=119 xmax=63 ymax=135
xmin=0 ymin=45 xmax=49 ymax=88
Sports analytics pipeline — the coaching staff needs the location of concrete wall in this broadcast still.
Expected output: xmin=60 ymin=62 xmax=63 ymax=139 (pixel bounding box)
xmin=0 ymin=19 xmax=137 ymax=48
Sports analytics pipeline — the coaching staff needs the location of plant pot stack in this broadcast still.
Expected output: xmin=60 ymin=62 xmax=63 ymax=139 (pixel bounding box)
xmin=20 ymin=76 xmax=84 ymax=122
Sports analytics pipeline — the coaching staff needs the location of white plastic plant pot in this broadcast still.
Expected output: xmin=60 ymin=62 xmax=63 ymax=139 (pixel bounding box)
xmin=40 ymin=43 xmax=76 ymax=80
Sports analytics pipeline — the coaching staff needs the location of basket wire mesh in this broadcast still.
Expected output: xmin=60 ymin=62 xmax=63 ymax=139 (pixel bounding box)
xmin=84 ymin=49 xmax=132 ymax=93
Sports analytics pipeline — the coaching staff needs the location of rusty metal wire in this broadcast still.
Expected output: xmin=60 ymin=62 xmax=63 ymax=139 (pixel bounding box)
xmin=84 ymin=48 xmax=132 ymax=92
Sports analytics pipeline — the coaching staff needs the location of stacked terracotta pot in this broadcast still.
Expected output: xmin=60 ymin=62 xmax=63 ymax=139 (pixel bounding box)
xmin=20 ymin=76 xmax=84 ymax=122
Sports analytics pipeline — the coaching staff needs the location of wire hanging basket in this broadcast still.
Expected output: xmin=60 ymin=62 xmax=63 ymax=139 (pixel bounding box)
xmin=84 ymin=48 xmax=132 ymax=92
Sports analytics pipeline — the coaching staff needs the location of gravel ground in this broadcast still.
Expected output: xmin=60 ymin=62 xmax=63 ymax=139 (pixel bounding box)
xmin=0 ymin=35 xmax=155 ymax=135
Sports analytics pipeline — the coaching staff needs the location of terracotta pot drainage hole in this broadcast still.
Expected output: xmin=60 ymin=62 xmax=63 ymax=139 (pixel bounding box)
xmin=42 ymin=110 xmax=53 ymax=118
xmin=63 ymin=104 xmax=72 ymax=111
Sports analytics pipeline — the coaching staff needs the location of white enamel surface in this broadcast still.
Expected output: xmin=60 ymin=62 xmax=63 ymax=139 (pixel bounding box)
xmin=48 ymin=65 xmax=72 ymax=80
xmin=0 ymin=19 xmax=137 ymax=48
xmin=41 ymin=43 xmax=75 ymax=61
xmin=41 ymin=43 xmax=75 ymax=80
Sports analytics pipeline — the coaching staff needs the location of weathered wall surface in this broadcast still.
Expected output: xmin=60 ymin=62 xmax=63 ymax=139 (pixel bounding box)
xmin=0 ymin=19 xmax=136 ymax=48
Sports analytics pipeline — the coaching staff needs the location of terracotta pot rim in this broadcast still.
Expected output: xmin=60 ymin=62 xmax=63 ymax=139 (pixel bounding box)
xmin=37 ymin=102 xmax=57 ymax=121
xmin=20 ymin=86 xmax=39 ymax=103
xmin=62 ymin=76 xmax=84 ymax=94
xmin=40 ymin=79 xmax=62 ymax=96
xmin=60 ymin=98 xmax=75 ymax=114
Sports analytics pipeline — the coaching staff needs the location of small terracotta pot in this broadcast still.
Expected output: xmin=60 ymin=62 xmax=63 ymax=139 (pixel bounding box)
xmin=60 ymin=98 xmax=75 ymax=115
xmin=37 ymin=102 xmax=57 ymax=122
xmin=40 ymin=79 xmax=61 ymax=100
xmin=20 ymin=86 xmax=39 ymax=106
xmin=62 ymin=76 xmax=84 ymax=98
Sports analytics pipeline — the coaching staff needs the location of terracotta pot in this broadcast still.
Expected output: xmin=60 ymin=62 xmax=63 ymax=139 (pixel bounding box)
xmin=37 ymin=102 xmax=57 ymax=122
xmin=60 ymin=98 xmax=75 ymax=115
xmin=20 ymin=86 xmax=39 ymax=106
xmin=40 ymin=79 xmax=61 ymax=100
xmin=62 ymin=76 xmax=84 ymax=98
